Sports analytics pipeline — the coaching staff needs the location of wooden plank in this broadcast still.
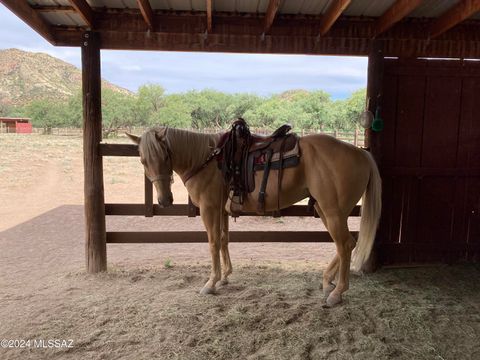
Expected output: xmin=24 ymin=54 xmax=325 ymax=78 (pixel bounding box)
xmin=0 ymin=0 xmax=56 ymax=44
xmin=106 ymin=231 xmax=356 ymax=243
xmin=100 ymin=143 xmax=138 ymax=156
xmin=318 ymin=0 xmax=352 ymax=36
xmin=263 ymin=0 xmax=281 ymax=34
xmin=32 ymin=5 xmax=75 ymax=13
xmin=105 ymin=203 xmax=361 ymax=217
xmin=430 ymin=0 xmax=480 ymax=38
xmin=144 ymin=175 xmax=153 ymax=217
xmin=206 ymin=0 xmax=212 ymax=33
xmin=375 ymin=0 xmax=423 ymax=37
xmin=52 ymin=15 xmax=480 ymax=58
xmin=82 ymin=31 xmax=106 ymax=273
xmin=68 ymin=0 xmax=94 ymax=28
xmin=137 ymin=0 xmax=154 ymax=30
xmin=393 ymin=73 xmax=425 ymax=168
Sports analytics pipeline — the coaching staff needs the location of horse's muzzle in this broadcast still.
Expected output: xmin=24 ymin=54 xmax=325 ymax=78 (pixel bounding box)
xmin=158 ymin=195 xmax=173 ymax=208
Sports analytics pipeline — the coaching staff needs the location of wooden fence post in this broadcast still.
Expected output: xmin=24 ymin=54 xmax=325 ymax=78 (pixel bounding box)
xmin=82 ymin=31 xmax=107 ymax=273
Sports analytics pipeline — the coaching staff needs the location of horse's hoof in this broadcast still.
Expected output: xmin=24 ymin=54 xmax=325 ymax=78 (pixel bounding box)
xmin=323 ymin=292 xmax=342 ymax=308
xmin=218 ymin=279 xmax=229 ymax=286
xmin=199 ymin=287 xmax=216 ymax=295
xmin=323 ymin=282 xmax=336 ymax=298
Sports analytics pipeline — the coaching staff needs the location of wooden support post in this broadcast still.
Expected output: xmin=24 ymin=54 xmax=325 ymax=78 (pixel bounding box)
xmin=144 ymin=175 xmax=153 ymax=217
xmin=82 ymin=31 xmax=106 ymax=273
xmin=362 ymin=40 xmax=384 ymax=273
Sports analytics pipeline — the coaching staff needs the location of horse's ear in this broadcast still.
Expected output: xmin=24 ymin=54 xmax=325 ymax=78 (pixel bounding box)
xmin=125 ymin=133 xmax=140 ymax=144
xmin=155 ymin=127 xmax=167 ymax=141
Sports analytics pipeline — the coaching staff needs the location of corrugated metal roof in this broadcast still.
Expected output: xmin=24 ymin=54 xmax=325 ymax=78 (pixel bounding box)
xmin=409 ymin=0 xmax=457 ymax=18
xmin=22 ymin=0 xmax=480 ymax=28
xmin=343 ymin=0 xmax=396 ymax=17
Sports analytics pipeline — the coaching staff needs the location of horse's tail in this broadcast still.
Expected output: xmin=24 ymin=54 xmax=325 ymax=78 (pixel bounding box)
xmin=351 ymin=152 xmax=382 ymax=272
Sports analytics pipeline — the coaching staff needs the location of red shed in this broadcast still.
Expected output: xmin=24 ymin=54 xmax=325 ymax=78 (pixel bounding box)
xmin=0 ymin=118 xmax=33 ymax=134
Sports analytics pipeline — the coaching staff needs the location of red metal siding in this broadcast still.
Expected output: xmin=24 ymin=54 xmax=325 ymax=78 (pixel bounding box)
xmin=378 ymin=59 xmax=480 ymax=265
xmin=15 ymin=122 xmax=32 ymax=133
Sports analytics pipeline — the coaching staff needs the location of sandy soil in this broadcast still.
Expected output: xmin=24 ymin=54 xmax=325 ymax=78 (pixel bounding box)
xmin=1 ymin=134 xmax=479 ymax=359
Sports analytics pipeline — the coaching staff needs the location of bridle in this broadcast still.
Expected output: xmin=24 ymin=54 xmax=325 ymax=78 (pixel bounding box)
xmin=147 ymin=173 xmax=173 ymax=184
xmin=146 ymin=129 xmax=174 ymax=184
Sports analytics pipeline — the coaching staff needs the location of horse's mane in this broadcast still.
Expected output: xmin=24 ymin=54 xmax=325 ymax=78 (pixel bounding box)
xmin=139 ymin=127 xmax=220 ymax=167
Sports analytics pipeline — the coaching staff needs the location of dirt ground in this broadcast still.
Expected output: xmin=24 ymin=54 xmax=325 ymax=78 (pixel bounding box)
xmin=1 ymin=134 xmax=479 ymax=360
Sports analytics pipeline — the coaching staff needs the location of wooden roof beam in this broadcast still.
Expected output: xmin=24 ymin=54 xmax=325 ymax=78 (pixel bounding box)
xmin=0 ymin=0 xmax=55 ymax=44
xmin=68 ymin=0 xmax=94 ymax=28
xmin=263 ymin=0 xmax=281 ymax=34
xmin=430 ymin=0 xmax=480 ymax=38
xmin=206 ymin=0 xmax=212 ymax=33
xmin=318 ymin=0 xmax=351 ymax=37
xmin=32 ymin=5 xmax=75 ymax=13
xmin=137 ymin=0 xmax=154 ymax=31
xmin=375 ymin=0 xmax=423 ymax=37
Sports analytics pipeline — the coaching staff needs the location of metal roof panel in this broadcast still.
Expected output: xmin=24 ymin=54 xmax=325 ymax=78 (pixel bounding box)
xmin=41 ymin=11 xmax=85 ymax=26
xmin=343 ymin=0 xmax=396 ymax=17
xmin=409 ymin=0 xmax=458 ymax=18
xmin=280 ymin=0 xmax=331 ymax=15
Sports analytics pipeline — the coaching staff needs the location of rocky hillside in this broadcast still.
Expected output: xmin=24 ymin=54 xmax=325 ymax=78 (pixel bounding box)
xmin=0 ymin=48 xmax=130 ymax=106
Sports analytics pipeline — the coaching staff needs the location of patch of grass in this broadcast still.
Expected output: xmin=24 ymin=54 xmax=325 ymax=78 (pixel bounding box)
xmin=164 ymin=258 xmax=173 ymax=269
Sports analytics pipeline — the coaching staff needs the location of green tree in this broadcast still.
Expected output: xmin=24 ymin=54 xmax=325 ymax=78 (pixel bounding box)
xmin=102 ymin=88 xmax=136 ymax=137
xmin=150 ymin=94 xmax=192 ymax=128
xmin=23 ymin=99 xmax=69 ymax=133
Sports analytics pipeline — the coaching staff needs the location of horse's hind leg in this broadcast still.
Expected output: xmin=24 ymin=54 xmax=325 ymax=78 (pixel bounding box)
xmin=324 ymin=215 xmax=356 ymax=307
xmin=219 ymin=212 xmax=232 ymax=285
xmin=314 ymin=204 xmax=339 ymax=298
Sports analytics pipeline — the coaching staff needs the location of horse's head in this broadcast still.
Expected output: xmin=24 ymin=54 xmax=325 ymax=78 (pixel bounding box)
xmin=127 ymin=128 xmax=174 ymax=208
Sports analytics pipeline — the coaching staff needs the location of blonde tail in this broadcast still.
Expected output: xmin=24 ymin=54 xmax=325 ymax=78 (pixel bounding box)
xmin=351 ymin=152 xmax=382 ymax=272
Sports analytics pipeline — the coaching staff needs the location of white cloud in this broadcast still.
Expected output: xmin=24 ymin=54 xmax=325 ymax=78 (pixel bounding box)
xmin=0 ymin=4 xmax=367 ymax=99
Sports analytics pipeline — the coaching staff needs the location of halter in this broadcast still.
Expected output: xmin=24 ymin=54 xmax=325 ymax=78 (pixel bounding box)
xmin=146 ymin=128 xmax=174 ymax=184
xmin=147 ymin=173 xmax=173 ymax=184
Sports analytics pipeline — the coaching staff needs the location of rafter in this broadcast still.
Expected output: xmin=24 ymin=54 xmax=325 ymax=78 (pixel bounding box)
xmin=375 ymin=0 xmax=423 ymax=37
xmin=0 ymin=0 xmax=55 ymax=43
xmin=263 ymin=0 xmax=281 ymax=34
xmin=68 ymin=0 xmax=94 ymax=28
xmin=318 ymin=0 xmax=351 ymax=36
xmin=32 ymin=5 xmax=75 ymax=13
xmin=206 ymin=0 xmax=212 ymax=33
xmin=430 ymin=0 xmax=480 ymax=38
xmin=137 ymin=0 xmax=154 ymax=30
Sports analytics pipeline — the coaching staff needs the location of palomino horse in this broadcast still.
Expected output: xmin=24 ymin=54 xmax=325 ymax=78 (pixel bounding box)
xmin=127 ymin=126 xmax=381 ymax=307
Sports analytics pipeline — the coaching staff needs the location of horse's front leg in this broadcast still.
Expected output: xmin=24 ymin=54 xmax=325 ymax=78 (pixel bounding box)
xmin=199 ymin=205 xmax=222 ymax=295
xmin=219 ymin=212 xmax=232 ymax=285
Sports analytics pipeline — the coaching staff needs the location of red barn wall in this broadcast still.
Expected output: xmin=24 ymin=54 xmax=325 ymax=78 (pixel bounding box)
xmin=377 ymin=59 xmax=480 ymax=265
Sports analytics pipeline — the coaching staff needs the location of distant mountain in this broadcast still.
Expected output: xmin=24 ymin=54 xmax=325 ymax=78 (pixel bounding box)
xmin=0 ymin=48 xmax=131 ymax=106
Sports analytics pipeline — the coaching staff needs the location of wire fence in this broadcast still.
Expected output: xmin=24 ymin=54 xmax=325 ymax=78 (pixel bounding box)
xmin=27 ymin=127 xmax=365 ymax=147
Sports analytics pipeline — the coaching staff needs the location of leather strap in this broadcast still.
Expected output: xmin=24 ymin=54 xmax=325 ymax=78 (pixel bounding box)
xmin=276 ymin=136 xmax=288 ymax=211
xmin=257 ymin=149 xmax=273 ymax=214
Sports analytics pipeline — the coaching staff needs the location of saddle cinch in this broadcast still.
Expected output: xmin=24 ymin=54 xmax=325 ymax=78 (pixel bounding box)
xmin=216 ymin=118 xmax=300 ymax=216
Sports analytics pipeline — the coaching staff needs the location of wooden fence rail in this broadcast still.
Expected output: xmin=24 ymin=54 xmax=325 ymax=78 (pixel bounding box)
xmin=29 ymin=127 xmax=365 ymax=147
xmin=101 ymin=142 xmax=361 ymax=244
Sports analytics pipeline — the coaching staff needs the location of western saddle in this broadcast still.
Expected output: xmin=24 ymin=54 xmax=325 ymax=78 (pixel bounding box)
xmin=216 ymin=118 xmax=300 ymax=216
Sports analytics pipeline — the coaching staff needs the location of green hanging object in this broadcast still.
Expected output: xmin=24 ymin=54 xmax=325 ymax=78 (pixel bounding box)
xmin=371 ymin=107 xmax=384 ymax=132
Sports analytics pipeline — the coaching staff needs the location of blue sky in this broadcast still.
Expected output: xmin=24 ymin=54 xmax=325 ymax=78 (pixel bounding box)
xmin=0 ymin=4 xmax=367 ymax=99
